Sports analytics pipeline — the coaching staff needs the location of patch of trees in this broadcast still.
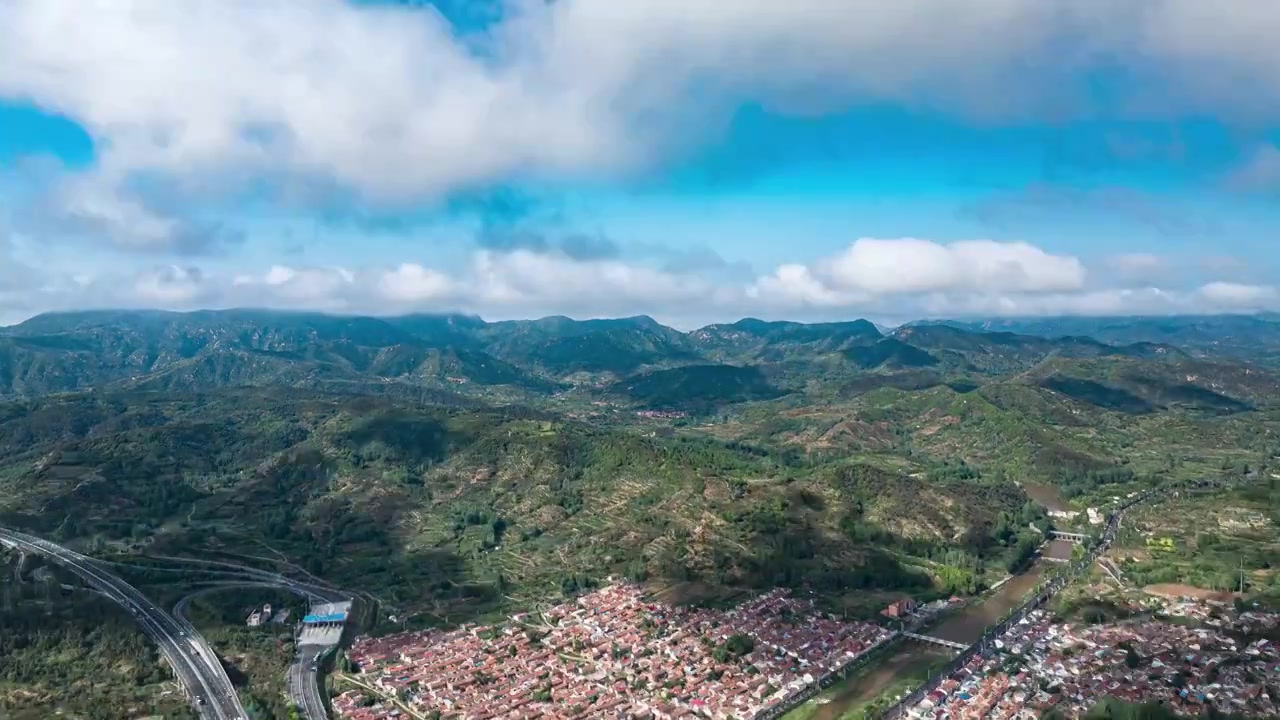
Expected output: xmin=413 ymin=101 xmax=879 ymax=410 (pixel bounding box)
xmin=712 ymin=634 xmax=756 ymax=663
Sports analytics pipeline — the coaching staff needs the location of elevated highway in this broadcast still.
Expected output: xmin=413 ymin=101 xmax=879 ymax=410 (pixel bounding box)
xmin=0 ymin=527 xmax=247 ymax=720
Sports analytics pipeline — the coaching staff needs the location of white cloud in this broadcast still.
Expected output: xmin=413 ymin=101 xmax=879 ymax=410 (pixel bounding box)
xmin=233 ymin=265 xmax=357 ymax=304
xmin=747 ymin=264 xmax=868 ymax=308
xmin=820 ymin=238 xmax=1085 ymax=295
xmin=467 ymin=250 xmax=716 ymax=311
xmin=3 ymin=0 xmax=1280 ymax=223
xmin=751 ymin=238 xmax=1085 ymax=307
xmin=15 ymin=172 xmax=243 ymax=255
xmin=1197 ymin=281 xmax=1280 ymax=308
xmin=133 ymin=265 xmax=208 ymax=304
xmin=2 ymin=239 xmax=1277 ymax=327
xmin=380 ymin=264 xmax=457 ymax=304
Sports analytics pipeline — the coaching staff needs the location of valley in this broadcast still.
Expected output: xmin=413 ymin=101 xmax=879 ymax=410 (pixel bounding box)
xmin=0 ymin=310 xmax=1277 ymax=719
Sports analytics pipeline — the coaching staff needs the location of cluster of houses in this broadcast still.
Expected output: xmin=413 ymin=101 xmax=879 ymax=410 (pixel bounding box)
xmin=246 ymin=603 xmax=274 ymax=627
xmin=905 ymin=603 xmax=1280 ymax=719
xmin=334 ymin=583 xmax=893 ymax=719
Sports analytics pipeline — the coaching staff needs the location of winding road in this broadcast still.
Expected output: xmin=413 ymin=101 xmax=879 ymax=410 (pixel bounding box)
xmin=0 ymin=527 xmax=248 ymax=720
xmin=171 ymin=579 xmax=342 ymax=720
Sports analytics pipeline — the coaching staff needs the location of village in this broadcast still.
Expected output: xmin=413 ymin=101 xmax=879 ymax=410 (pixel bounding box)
xmin=332 ymin=585 xmax=1280 ymax=720
xmin=332 ymin=582 xmax=894 ymax=720
xmin=901 ymin=599 xmax=1280 ymax=719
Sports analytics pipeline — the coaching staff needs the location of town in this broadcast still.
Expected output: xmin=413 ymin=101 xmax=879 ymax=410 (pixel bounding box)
xmin=332 ymin=586 xmax=1280 ymax=720
xmin=333 ymin=583 xmax=893 ymax=719
xmin=901 ymin=599 xmax=1280 ymax=719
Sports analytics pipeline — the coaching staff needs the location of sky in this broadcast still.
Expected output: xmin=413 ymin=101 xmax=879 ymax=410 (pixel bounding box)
xmin=2 ymin=0 xmax=1280 ymax=328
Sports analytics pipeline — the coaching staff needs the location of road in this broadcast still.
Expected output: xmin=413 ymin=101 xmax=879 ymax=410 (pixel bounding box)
xmin=113 ymin=554 xmax=349 ymax=604
xmin=288 ymin=645 xmax=331 ymax=720
xmin=172 ymin=580 xmax=337 ymax=720
xmin=0 ymin=527 xmax=248 ymax=720
xmin=879 ymin=479 xmax=1238 ymax=720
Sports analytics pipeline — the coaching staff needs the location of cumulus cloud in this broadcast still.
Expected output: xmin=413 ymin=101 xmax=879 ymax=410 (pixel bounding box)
xmin=4 ymin=0 xmax=1280 ymax=213
xmin=133 ymin=265 xmax=209 ymax=304
xmin=751 ymin=238 xmax=1085 ymax=306
xmin=467 ymin=250 xmax=719 ymax=313
xmin=233 ymin=265 xmax=357 ymax=305
xmin=380 ymin=264 xmax=457 ymax=304
xmin=824 ymin=238 xmax=1085 ymax=295
xmin=1196 ymin=281 xmax=1280 ymax=308
xmin=6 ymin=236 xmax=1271 ymax=328
xmin=23 ymin=177 xmax=244 ymax=255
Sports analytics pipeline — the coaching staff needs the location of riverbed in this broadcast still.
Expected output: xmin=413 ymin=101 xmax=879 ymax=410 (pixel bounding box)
xmin=1021 ymin=482 xmax=1068 ymax=513
xmin=802 ymin=644 xmax=951 ymax=720
xmin=791 ymin=550 xmax=1069 ymax=719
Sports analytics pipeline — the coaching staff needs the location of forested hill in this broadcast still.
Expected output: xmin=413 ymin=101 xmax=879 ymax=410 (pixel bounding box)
xmin=1 ymin=309 xmax=1277 ymax=624
xmin=0 ymin=389 xmax=1050 ymax=623
xmin=4 ymin=310 xmax=1276 ymax=416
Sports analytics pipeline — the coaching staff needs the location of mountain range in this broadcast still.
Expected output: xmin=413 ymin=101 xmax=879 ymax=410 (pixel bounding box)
xmin=2 ymin=309 xmax=1275 ymax=416
xmin=1 ymin=306 xmax=1277 ymax=664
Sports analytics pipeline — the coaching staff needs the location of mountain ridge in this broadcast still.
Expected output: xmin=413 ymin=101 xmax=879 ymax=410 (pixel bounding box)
xmin=2 ymin=309 xmax=1274 ymax=417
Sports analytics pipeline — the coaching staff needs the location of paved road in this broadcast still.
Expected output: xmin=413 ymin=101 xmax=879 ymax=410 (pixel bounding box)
xmin=171 ymin=576 xmax=340 ymax=717
xmin=172 ymin=580 xmax=336 ymax=720
xmin=116 ymin=555 xmax=349 ymax=604
xmin=289 ymin=645 xmax=331 ymax=720
xmin=0 ymin=527 xmax=248 ymax=720
xmin=880 ymin=479 xmax=1236 ymax=720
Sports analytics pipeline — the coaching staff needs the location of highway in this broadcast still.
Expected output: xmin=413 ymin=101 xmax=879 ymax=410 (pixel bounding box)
xmin=288 ymin=645 xmax=331 ymax=720
xmin=0 ymin=527 xmax=248 ymax=720
xmin=172 ymin=581 xmax=336 ymax=719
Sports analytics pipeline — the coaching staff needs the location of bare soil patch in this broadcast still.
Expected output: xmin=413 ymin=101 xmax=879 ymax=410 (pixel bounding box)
xmin=1142 ymin=583 xmax=1234 ymax=601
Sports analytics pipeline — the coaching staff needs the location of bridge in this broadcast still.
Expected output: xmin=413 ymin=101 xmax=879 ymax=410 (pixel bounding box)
xmin=902 ymin=632 xmax=968 ymax=651
xmin=1048 ymin=530 xmax=1090 ymax=543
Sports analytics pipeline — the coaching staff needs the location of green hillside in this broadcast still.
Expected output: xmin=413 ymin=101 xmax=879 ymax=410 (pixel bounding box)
xmin=0 ymin=390 xmax=1047 ymax=623
xmin=609 ymin=364 xmax=789 ymax=409
xmin=0 ymin=310 xmax=555 ymax=397
xmin=2 ymin=309 xmax=1278 ymax=617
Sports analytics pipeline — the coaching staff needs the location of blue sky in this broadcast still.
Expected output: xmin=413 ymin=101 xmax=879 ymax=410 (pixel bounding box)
xmin=2 ymin=0 xmax=1280 ymax=327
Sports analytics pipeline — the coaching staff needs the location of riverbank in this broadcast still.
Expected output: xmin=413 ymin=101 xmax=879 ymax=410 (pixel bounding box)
xmin=784 ymin=644 xmax=951 ymax=720
xmin=783 ymin=550 xmax=1062 ymax=720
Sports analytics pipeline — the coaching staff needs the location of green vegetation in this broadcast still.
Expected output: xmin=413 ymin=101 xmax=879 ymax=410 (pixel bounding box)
xmin=0 ymin=390 xmax=1046 ymax=621
xmin=781 ymin=645 xmax=951 ymax=720
xmin=1067 ymin=697 xmax=1252 ymax=720
xmin=608 ymin=364 xmax=787 ymax=410
xmin=1111 ymin=478 xmax=1280 ymax=602
xmin=0 ymin=554 xmax=196 ymax=719
xmin=2 ymin=309 xmax=1280 ymax=716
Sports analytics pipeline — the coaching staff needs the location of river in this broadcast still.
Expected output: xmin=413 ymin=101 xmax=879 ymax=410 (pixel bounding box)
xmin=929 ymin=541 xmax=1072 ymax=644
xmin=799 ymin=543 xmax=1072 ymax=720
xmin=1021 ymin=482 xmax=1068 ymax=513
xmin=803 ymin=644 xmax=951 ymax=720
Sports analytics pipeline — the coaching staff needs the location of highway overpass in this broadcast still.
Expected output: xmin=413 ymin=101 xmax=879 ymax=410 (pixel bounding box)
xmin=0 ymin=527 xmax=248 ymax=720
